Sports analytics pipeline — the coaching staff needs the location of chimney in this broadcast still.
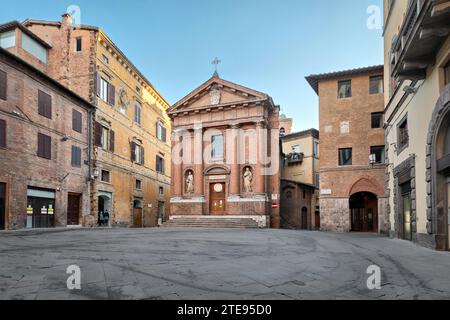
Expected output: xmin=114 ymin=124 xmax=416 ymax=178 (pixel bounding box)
xmin=61 ymin=13 xmax=73 ymax=28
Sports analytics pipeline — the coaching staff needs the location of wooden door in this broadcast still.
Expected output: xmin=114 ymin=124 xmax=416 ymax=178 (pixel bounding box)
xmin=0 ymin=183 xmax=5 ymax=230
xmin=67 ymin=194 xmax=80 ymax=226
xmin=315 ymin=212 xmax=320 ymax=230
xmin=210 ymin=183 xmax=226 ymax=215
xmin=133 ymin=208 xmax=143 ymax=228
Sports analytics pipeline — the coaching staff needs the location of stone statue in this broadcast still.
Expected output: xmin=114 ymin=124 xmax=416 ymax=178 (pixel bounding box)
xmin=243 ymin=167 xmax=253 ymax=193
xmin=186 ymin=171 xmax=194 ymax=194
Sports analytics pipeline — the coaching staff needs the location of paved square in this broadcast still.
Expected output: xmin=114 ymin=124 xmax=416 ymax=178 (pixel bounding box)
xmin=0 ymin=228 xmax=449 ymax=300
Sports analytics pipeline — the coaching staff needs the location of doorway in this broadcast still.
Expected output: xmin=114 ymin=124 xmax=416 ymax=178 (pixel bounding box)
xmin=210 ymin=183 xmax=226 ymax=215
xmin=301 ymin=207 xmax=308 ymax=230
xmin=315 ymin=210 xmax=320 ymax=230
xmin=133 ymin=199 xmax=143 ymax=228
xmin=157 ymin=201 xmax=165 ymax=224
xmin=27 ymin=188 xmax=56 ymax=228
xmin=350 ymin=192 xmax=378 ymax=232
xmin=98 ymin=193 xmax=111 ymax=227
xmin=67 ymin=194 xmax=81 ymax=226
xmin=0 ymin=183 xmax=5 ymax=230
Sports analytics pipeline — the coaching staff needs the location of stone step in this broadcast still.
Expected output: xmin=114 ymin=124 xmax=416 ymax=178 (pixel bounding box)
xmin=162 ymin=217 xmax=260 ymax=229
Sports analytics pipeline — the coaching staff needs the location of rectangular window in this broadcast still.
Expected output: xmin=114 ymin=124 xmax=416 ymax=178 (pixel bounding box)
xmin=37 ymin=133 xmax=51 ymax=160
xmin=0 ymin=69 xmax=6 ymax=100
xmin=75 ymin=37 xmax=82 ymax=52
xmin=398 ymin=116 xmax=409 ymax=152
xmin=338 ymin=80 xmax=352 ymax=99
xmin=71 ymin=145 xmax=82 ymax=167
xmin=445 ymin=61 xmax=450 ymax=86
xmin=370 ymin=146 xmax=385 ymax=164
xmin=370 ymin=75 xmax=384 ymax=95
xmin=136 ymin=179 xmax=142 ymax=190
xmin=72 ymin=109 xmax=82 ymax=133
xmin=159 ymin=186 xmax=164 ymax=196
xmin=314 ymin=142 xmax=319 ymax=158
xmin=101 ymin=170 xmax=110 ymax=183
xmin=38 ymin=90 xmax=52 ymax=119
xmin=102 ymin=54 xmax=109 ymax=64
xmin=99 ymin=77 xmax=109 ymax=102
xmin=292 ymin=144 xmax=300 ymax=154
xmin=157 ymin=122 xmax=167 ymax=142
xmin=0 ymin=31 xmax=16 ymax=49
xmin=22 ymin=32 xmax=47 ymax=63
xmin=131 ymin=142 xmax=144 ymax=164
xmin=134 ymin=102 xmax=142 ymax=125
xmin=315 ymin=173 xmax=320 ymax=187
xmin=96 ymin=74 xmax=115 ymax=106
xmin=338 ymin=148 xmax=352 ymax=166
xmin=371 ymin=112 xmax=383 ymax=129
xmin=0 ymin=119 xmax=6 ymax=148
xmin=101 ymin=126 xmax=109 ymax=150
xmin=211 ymin=135 xmax=224 ymax=159
xmin=156 ymin=155 xmax=165 ymax=174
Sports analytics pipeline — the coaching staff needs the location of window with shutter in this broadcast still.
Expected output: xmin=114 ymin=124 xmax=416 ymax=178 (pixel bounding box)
xmin=37 ymin=133 xmax=51 ymax=159
xmin=0 ymin=69 xmax=6 ymax=101
xmin=0 ymin=119 xmax=6 ymax=148
xmin=131 ymin=141 xmax=136 ymax=162
xmin=72 ymin=109 xmax=82 ymax=133
xmin=94 ymin=121 xmax=102 ymax=146
xmin=109 ymin=130 xmax=115 ymax=153
xmin=71 ymin=145 xmax=82 ymax=167
xmin=108 ymin=84 xmax=115 ymax=106
xmin=38 ymin=90 xmax=52 ymax=119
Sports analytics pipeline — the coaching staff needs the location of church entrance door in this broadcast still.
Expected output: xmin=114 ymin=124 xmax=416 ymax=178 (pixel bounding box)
xmin=210 ymin=183 xmax=226 ymax=215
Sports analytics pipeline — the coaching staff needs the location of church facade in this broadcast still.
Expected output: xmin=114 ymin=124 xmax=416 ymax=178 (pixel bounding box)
xmin=168 ymin=74 xmax=281 ymax=228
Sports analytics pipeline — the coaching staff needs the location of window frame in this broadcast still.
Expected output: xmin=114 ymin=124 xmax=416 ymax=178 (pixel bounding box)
xmin=37 ymin=133 xmax=51 ymax=160
xmin=71 ymin=145 xmax=82 ymax=167
xmin=0 ymin=119 xmax=6 ymax=149
xmin=369 ymin=75 xmax=384 ymax=95
xmin=397 ymin=115 xmax=409 ymax=154
xmin=101 ymin=126 xmax=110 ymax=151
xmin=135 ymin=179 xmax=142 ymax=190
xmin=0 ymin=69 xmax=6 ymax=100
xmin=338 ymin=148 xmax=353 ymax=166
xmin=99 ymin=77 xmax=109 ymax=102
xmin=134 ymin=102 xmax=142 ymax=125
xmin=370 ymin=145 xmax=385 ymax=164
xmin=211 ymin=134 xmax=224 ymax=160
xmin=38 ymin=90 xmax=52 ymax=119
xmin=72 ymin=109 xmax=82 ymax=133
xmin=313 ymin=141 xmax=319 ymax=159
xmin=371 ymin=112 xmax=383 ymax=129
xmin=75 ymin=37 xmax=82 ymax=52
xmin=101 ymin=170 xmax=110 ymax=183
xmin=337 ymin=80 xmax=352 ymax=99
xmin=156 ymin=155 xmax=165 ymax=174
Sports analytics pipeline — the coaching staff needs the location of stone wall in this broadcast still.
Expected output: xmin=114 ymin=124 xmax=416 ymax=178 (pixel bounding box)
xmin=320 ymin=198 xmax=350 ymax=232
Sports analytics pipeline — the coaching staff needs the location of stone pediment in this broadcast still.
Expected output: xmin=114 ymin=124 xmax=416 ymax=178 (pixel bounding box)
xmin=168 ymin=75 xmax=269 ymax=114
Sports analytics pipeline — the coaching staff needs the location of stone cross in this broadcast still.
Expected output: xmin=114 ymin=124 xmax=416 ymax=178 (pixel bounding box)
xmin=212 ymin=57 xmax=221 ymax=75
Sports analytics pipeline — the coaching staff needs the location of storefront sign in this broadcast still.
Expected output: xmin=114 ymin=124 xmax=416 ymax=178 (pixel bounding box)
xmin=41 ymin=206 xmax=48 ymax=215
xmin=321 ymin=189 xmax=332 ymax=195
xmin=27 ymin=206 xmax=33 ymax=215
xmin=48 ymin=205 xmax=54 ymax=215
xmin=209 ymin=175 xmax=227 ymax=180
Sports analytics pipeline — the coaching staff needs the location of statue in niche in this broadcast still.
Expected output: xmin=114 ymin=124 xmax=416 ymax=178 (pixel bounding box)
xmin=210 ymin=85 xmax=221 ymax=105
xmin=186 ymin=171 xmax=194 ymax=194
xmin=243 ymin=167 xmax=253 ymax=193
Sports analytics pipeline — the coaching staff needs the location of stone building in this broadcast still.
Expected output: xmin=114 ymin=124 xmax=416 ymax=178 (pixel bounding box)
xmin=383 ymin=0 xmax=450 ymax=250
xmin=280 ymin=129 xmax=320 ymax=230
xmin=306 ymin=66 xmax=388 ymax=233
xmin=22 ymin=14 xmax=171 ymax=227
xmin=279 ymin=114 xmax=293 ymax=137
xmin=167 ymin=73 xmax=280 ymax=228
xmin=0 ymin=45 xmax=94 ymax=230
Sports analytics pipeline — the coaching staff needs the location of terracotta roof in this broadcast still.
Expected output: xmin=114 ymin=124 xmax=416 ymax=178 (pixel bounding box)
xmin=22 ymin=18 xmax=99 ymax=31
xmin=305 ymin=65 xmax=384 ymax=94
xmin=0 ymin=21 xmax=52 ymax=48
xmin=281 ymin=128 xmax=319 ymax=140
xmin=0 ymin=47 xmax=95 ymax=111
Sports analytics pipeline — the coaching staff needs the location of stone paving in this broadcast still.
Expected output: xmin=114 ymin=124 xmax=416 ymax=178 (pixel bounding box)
xmin=0 ymin=228 xmax=449 ymax=300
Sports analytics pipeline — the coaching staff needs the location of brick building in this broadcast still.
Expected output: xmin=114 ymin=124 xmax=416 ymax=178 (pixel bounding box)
xmin=306 ymin=66 xmax=388 ymax=233
xmin=383 ymin=0 xmax=450 ymax=250
xmin=166 ymin=73 xmax=280 ymax=228
xmin=22 ymin=14 xmax=171 ymax=227
xmin=280 ymin=129 xmax=320 ymax=230
xmin=0 ymin=46 xmax=94 ymax=230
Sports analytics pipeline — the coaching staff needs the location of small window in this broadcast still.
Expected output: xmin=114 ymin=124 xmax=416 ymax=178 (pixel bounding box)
xmin=0 ymin=69 xmax=6 ymax=100
xmin=315 ymin=173 xmax=320 ymax=187
xmin=71 ymin=145 xmax=82 ymax=167
xmin=75 ymin=37 xmax=82 ymax=52
xmin=156 ymin=155 xmax=165 ymax=174
xmin=398 ymin=116 xmax=409 ymax=152
xmin=159 ymin=186 xmax=164 ymax=196
xmin=280 ymin=128 xmax=286 ymax=137
xmin=102 ymin=54 xmax=109 ymax=64
xmin=22 ymin=33 xmax=47 ymax=63
xmin=136 ymin=179 xmax=142 ymax=190
xmin=99 ymin=77 xmax=109 ymax=102
xmin=211 ymin=135 xmax=224 ymax=159
xmin=338 ymin=148 xmax=352 ymax=166
xmin=136 ymin=86 xmax=141 ymax=93
xmin=101 ymin=126 xmax=109 ymax=150
xmin=314 ymin=142 xmax=319 ymax=158
xmin=0 ymin=31 xmax=16 ymax=49
xmin=371 ymin=112 xmax=383 ymax=129
xmin=370 ymin=146 xmax=385 ymax=164
xmin=72 ymin=109 xmax=82 ymax=133
xmin=37 ymin=133 xmax=51 ymax=160
xmin=157 ymin=121 xmax=167 ymax=142
xmin=0 ymin=119 xmax=6 ymax=148
xmin=445 ymin=61 xmax=450 ymax=86
xmin=338 ymin=80 xmax=352 ymax=99
xmin=134 ymin=144 xmax=144 ymax=164
xmin=370 ymin=75 xmax=384 ymax=95
xmin=38 ymin=90 xmax=52 ymax=119
xmin=101 ymin=170 xmax=110 ymax=183
xmin=134 ymin=102 xmax=142 ymax=125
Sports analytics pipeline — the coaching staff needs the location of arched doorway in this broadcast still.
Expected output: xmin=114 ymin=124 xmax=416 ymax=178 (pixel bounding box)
xmin=98 ymin=193 xmax=111 ymax=227
xmin=350 ymin=192 xmax=378 ymax=232
xmin=301 ymin=207 xmax=308 ymax=230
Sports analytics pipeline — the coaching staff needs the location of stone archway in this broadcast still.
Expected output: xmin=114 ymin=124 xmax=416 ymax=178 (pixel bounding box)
xmin=426 ymin=84 xmax=450 ymax=250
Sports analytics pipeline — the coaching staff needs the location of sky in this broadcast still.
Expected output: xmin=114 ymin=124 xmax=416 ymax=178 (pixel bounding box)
xmin=0 ymin=0 xmax=384 ymax=132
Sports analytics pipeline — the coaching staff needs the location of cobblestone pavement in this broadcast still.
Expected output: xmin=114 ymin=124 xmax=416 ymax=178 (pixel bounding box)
xmin=0 ymin=228 xmax=449 ymax=300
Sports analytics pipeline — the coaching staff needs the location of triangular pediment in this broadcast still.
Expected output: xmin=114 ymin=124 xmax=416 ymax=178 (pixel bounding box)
xmin=169 ymin=75 xmax=269 ymax=113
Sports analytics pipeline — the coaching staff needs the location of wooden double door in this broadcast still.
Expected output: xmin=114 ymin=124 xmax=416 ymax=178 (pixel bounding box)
xmin=210 ymin=183 xmax=226 ymax=215
xmin=67 ymin=194 xmax=81 ymax=226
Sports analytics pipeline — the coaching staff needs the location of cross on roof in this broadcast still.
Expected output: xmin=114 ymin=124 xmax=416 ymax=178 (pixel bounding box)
xmin=211 ymin=57 xmax=221 ymax=77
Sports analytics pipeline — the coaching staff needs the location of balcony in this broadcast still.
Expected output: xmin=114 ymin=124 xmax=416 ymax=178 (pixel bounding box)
xmin=391 ymin=0 xmax=450 ymax=81
xmin=286 ymin=152 xmax=304 ymax=165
